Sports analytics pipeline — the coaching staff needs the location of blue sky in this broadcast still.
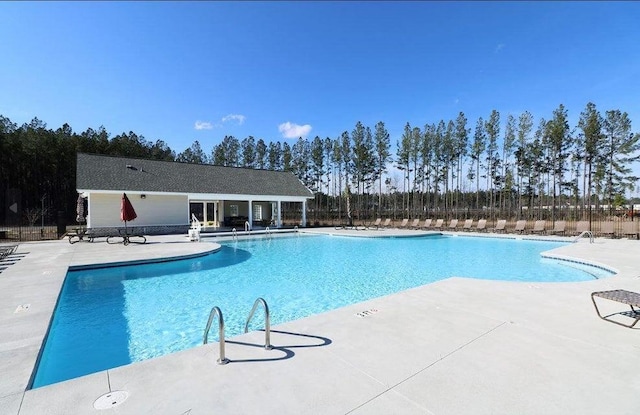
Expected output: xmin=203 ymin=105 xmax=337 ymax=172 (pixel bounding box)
xmin=2 ymin=1 xmax=639 ymax=156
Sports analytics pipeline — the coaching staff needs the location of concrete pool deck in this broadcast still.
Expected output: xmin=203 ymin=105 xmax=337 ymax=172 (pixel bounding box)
xmin=1 ymin=229 xmax=639 ymax=414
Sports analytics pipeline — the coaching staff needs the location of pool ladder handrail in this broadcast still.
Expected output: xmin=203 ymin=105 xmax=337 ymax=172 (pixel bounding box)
xmin=245 ymin=221 xmax=251 ymax=233
xmin=244 ymin=297 xmax=273 ymax=350
xmin=265 ymin=226 xmax=272 ymax=239
xmin=232 ymin=228 xmax=237 ymax=240
xmin=203 ymin=306 xmax=230 ymax=364
xmin=574 ymin=230 xmax=594 ymax=244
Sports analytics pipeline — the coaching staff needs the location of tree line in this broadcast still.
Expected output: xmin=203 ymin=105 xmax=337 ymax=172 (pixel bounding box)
xmin=1 ymin=101 xmax=638 ymax=227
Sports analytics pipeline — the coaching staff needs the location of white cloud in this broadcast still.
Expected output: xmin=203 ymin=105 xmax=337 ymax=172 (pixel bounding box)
xmin=494 ymin=43 xmax=505 ymax=53
xmin=278 ymin=121 xmax=312 ymax=139
xmin=222 ymin=114 xmax=246 ymax=125
xmin=194 ymin=121 xmax=213 ymax=130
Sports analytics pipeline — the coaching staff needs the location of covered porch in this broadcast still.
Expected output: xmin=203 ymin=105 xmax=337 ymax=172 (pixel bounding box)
xmin=188 ymin=196 xmax=310 ymax=231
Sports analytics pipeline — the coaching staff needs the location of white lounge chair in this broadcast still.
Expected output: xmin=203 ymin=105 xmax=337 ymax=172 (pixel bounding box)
xmin=531 ymin=220 xmax=546 ymax=235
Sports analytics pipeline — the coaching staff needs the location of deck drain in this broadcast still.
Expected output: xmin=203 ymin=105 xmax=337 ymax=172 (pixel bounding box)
xmin=355 ymin=308 xmax=379 ymax=318
xmin=14 ymin=304 xmax=30 ymax=313
xmin=93 ymin=391 xmax=129 ymax=410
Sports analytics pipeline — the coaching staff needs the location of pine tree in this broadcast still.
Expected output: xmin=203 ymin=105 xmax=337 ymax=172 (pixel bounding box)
xmin=469 ymin=117 xmax=486 ymax=210
xmin=373 ymin=121 xmax=391 ymax=216
xmin=602 ymin=110 xmax=640 ymax=213
xmin=577 ymin=103 xmax=604 ymax=218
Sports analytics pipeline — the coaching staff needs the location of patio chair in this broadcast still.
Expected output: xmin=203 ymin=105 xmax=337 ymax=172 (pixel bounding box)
xmin=447 ymin=219 xmax=459 ymax=231
xmin=367 ymin=218 xmax=382 ymax=230
xmin=574 ymin=220 xmax=590 ymax=236
xmin=513 ymin=220 xmax=527 ymax=234
xmin=591 ymin=289 xmax=640 ymax=328
xmin=397 ymin=218 xmax=409 ymax=229
xmin=420 ymin=218 xmax=433 ymax=230
xmin=622 ymin=221 xmax=638 ymax=239
xmin=0 ymin=244 xmax=18 ymax=258
xmin=530 ymin=220 xmax=546 ymax=235
xmin=461 ymin=219 xmax=473 ymax=231
xmin=432 ymin=219 xmax=444 ymax=230
xmin=409 ymin=218 xmax=420 ymax=229
xmin=599 ymin=221 xmax=615 ymax=238
xmin=548 ymin=221 xmax=566 ymax=236
xmin=492 ymin=219 xmax=507 ymax=233
xmin=380 ymin=218 xmax=392 ymax=229
xmin=475 ymin=219 xmax=487 ymax=232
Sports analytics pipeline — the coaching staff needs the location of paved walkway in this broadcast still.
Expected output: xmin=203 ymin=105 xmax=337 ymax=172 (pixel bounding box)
xmin=1 ymin=230 xmax=639 ymax=414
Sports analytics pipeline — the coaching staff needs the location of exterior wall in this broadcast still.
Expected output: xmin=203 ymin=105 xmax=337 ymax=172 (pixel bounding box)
xmin=88 ymin=193 xmax=188 ymax=228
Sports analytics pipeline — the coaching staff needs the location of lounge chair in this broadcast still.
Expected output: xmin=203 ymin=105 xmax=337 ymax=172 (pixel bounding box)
xmin=547 ymin=221 xmax=566 ymax=236
xmin=421 ymin=219 xmax=433 ymax=230
xmin=530 ymin=220 xmax=546 ymax=235
xmin=432 ymin=219 xmax=444 ymax=230
xmin=574 ymin=220 xmax=590 ymax=236
xmin=447 ymin=219 xmax=459 ymax=231
xmin=368 ymin=218 xmax=382 ymax=230
xmin=513 ymin=220 xmax=527 ymax=234
xmin=591 ymin=289 xmax=640 ymax=328
xmin=461 ymin=219 xmax=473 ymax=231
xmin=380 ymin=218 xmax=392 ymax=229
xmin=409 ymin=218 xmax=420 ymax=229
xmin=599 ymin=221 xmax=615 ymax=238
xmin=85 ymin=227 xmax=119 ymax=242
xmin=397 ymin=218 xmax=409 ymax=229
xmin=0 ymin=244 xmax=18 ymax=258
xmin=475 ymin=219 xmax=487 ymax=232
xmin=107 ymin=227 xmax=147 ymax=245
xmin=493 ymin=219 xmax=507 ymax=233
xmin=622 ymin=221 xmax=638 ymax=239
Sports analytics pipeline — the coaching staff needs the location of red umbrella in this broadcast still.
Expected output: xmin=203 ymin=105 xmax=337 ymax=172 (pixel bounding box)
xmin=120 ymin=193 xmax=137 ymax=239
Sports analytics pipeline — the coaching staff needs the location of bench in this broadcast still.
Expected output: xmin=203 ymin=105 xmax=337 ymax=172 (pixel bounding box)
xmin=224 ymin=216 xmax=249 ymax=227
xmin=591 ymin=289 xmax=640 ymax=328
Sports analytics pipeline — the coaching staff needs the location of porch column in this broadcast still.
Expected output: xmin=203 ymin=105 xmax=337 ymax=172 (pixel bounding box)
xmin=248 ymin=200 xmax=253 ymax=230
xmin=277 ymin=200 xmax=282 ymax=228
xmin=302 ymin=200 xmax=307 ymax=227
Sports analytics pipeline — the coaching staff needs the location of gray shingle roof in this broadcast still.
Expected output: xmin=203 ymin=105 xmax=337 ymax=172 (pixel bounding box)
xmin=76 ymin=153 xmax=313 ymax=198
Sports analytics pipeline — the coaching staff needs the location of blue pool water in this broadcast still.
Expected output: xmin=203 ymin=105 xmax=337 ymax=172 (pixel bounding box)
xmin=33 ymin=234 xmax=612 ymax=388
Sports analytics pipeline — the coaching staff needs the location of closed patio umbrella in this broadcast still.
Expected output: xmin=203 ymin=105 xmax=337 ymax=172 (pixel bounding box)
xmin=120 ymin=193 xmax=137 ymax=243
xmin=76 ymin=194 xmax=86 ymax=224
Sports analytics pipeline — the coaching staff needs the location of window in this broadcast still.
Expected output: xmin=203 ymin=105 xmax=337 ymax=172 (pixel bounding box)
xmin=189 ymin=202 xmax=204 ymax=222
xmin=229 ymin=204 xmax=239 ymax=217
xmin=253 ymin=204 xmax=263 ymax=221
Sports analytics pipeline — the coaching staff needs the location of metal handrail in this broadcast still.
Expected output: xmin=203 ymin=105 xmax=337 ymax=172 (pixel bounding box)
xmin=203 ymin=306 xmax=230 ymax=364
xmin=573 ymin=230 xmax=594 ymax=244
xmin=244 ymin=298 xmax=272 ymax=350
xmin=245 ymin=221 xmax=251 ymax=232
xmin=232 ymin=228 xmax=237 ymax=240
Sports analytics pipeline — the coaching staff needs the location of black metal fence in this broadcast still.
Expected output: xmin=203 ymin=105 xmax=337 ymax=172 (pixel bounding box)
xmin=0 ymin=226 xmax=63 ymax=242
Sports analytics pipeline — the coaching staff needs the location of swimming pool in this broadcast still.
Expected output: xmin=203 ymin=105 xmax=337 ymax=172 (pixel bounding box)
xmin=33 ymin=234 xmax=613 ymax=388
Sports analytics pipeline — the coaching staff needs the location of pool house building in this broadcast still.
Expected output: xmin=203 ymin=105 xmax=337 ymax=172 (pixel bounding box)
xmin=76 ymin=153 xmax=314 ymax=233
